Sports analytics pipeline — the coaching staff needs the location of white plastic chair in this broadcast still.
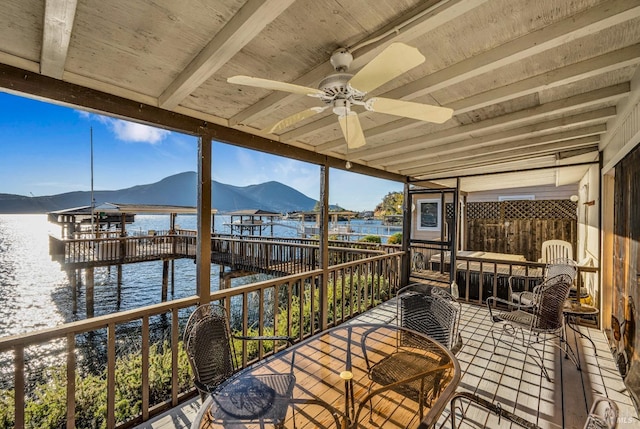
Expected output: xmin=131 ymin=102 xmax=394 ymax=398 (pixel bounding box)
xmin=539 ymin=239 xmax=573 ymax=263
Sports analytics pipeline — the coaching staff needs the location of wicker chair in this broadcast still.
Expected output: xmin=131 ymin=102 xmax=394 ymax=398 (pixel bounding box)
xmin=487 ymin=274 xmax=577 ymax=381
xmin=183 ymin=303 xmax=296 ymax=428
xmin=358 ymin=326 xmax=456 ymax=426
xmin=396 ymin=284 xmax=463 ymax=354
xmin=509 ymin=258 xmax=578 ymax=308
xmin=449 ymin=392 xmax=618 ymax=429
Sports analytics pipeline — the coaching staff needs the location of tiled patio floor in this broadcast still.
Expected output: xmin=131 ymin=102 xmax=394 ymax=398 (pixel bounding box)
xmin=134 ymin=300 xmax=638 ymax=429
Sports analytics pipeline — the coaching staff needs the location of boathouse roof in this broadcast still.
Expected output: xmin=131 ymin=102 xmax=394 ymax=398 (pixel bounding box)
xmin=227 ymin=209 xmax=281 ymax=217
xmin=93 ymin=203 xmax=218 ymax=215
xmin=48 ymin=203 xmax=218 ymax=218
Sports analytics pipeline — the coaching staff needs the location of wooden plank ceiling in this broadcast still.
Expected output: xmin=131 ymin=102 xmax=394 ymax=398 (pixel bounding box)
xmin=1 ymin=0 xmax=639 ymax=192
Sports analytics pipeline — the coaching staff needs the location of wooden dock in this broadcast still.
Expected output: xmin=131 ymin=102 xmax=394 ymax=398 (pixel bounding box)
xmin=50 ymin=233 xmax=388 ymax=275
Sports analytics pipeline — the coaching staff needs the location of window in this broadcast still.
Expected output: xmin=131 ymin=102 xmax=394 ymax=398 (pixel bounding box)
xmin=498 ymin=195 xmax=535 ymax=201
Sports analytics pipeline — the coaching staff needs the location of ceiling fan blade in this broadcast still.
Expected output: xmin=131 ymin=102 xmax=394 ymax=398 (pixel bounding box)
xmin=366 ymin=97 xmax=453 ymax=124
xmin=228 ymin=75 xmax=324 ymax=97
xmin=348 ymin=43 xmax=425 ymax=93
xmin=338 ymin=112 xmax=366 ymax=149
xmin=263 ymin=107 xmax=326 ymax=134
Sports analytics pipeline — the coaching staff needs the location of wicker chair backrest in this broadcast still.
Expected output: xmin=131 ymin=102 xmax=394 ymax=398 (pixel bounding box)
xmin=545 ymin=258 xmax=578 ymax=283
xmin=399 ymin=288 xmax=460 ymax=350
xmin=532 ymin=274 xmax=572 ymax=332
xmin=184 ymin=304 xmax=236 ymax=394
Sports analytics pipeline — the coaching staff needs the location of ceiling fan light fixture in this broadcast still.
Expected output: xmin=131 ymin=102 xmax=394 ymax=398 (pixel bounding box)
xmin=332 ymin=99 xmax=350 ymax=116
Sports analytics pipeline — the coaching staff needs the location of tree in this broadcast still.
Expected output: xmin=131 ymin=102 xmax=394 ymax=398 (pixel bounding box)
xmin=374 ymin=191 xmax=403 ymax=217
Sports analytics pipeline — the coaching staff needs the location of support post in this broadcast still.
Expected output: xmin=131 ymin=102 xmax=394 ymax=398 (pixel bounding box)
xmin=401 ymin=182 xmax=411 ymax=286
xmin=196 ymin=134 xmax=212 ymax=304
xmin=70 ymin=270 xmax=78 ymax=313
xmin=116 ymin=265 xmax=122 ymax=310
xmin=161 ymin=259 xmax=169 ymax=301
xmin=171 ymin=260 xmax=175 ymax=295
xmin=85 ymin=268 xmax=94 ymax=318
xmin=319 ymin=163 xmax=329 ymax=330
xmin=450 ymin=179 xmax=460 ymax=299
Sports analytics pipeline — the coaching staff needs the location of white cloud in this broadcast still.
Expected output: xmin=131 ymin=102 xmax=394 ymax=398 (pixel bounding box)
xmin=77 ymin=110 xmax=170 ymax=144
xmin=110 ymin=120 xmax=170 ymax=144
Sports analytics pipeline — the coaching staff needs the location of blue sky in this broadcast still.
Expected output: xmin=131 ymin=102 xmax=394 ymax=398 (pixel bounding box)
xmin=0 ymin=92 xmax=401 ymax=211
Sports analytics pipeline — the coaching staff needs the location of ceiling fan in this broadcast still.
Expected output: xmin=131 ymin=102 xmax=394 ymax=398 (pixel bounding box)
xmin=227 ymin=42 xmax=453 ymax=149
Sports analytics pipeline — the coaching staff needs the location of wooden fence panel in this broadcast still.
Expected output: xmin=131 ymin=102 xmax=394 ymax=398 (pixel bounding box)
xmin=465 ymin=200 xmax=577 ymax=261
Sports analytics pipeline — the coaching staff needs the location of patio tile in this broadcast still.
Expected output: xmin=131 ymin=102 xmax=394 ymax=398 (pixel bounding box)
xmin=136 ymin=300 xmax=638 ymax=429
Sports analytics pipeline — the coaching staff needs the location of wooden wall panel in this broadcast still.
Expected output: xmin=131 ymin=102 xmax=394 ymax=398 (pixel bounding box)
xmin=613 ymin=143 xmax=640 ymax=375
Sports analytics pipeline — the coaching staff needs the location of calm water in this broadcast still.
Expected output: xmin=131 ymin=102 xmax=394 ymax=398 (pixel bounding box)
xmin=0 ymin=214 xmax=397 ymax=338
xmin=0 ymin=214 xmax=284 ymax=338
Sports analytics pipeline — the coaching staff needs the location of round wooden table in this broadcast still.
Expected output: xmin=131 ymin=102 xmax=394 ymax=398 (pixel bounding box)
xmin=192 ymin=323 xmax=461 ymax=429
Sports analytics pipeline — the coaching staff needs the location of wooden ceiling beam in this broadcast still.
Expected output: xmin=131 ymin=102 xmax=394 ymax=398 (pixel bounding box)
xmin=283 ymin=1 xmax=640 ymax=145
xmin=158 ymin=0 xmax=296 ymax=110
xmin=361 ymin=83 xmax=628 ymax=163
xmin=317 ymin=45 xmax=639 ymax=154
xmin=378 ymin=0 xmax=640 ymax=101
xmin=228 ymin=0 xmax=486 ymax=126
xmin=414 ymin=149 xmax=599 ymax=178
xmin=40 ymin=0 xmax=78 ymax=79
xmin=388 ymin=126 xmax=606 ymax=172
xmin=415 ymin=158 xmax=598 ymax=181
xmin=368 ymin=107 xmax=614 ymax=168
xmin=400 ymin=136 xmax=600 ymax=176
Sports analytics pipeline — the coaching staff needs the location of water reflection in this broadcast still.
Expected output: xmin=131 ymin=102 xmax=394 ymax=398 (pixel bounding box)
xmin=0 ymin=214 xmax=274 ymax=389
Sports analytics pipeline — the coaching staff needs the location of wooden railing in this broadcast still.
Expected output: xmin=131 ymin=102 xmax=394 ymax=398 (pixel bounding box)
xmin=0 ymin=251 xmax=403 ymax=429
xmin=49 ymin=234 xmax=399 ymax=272
xmin=454 ymin=257 xmax=599 ymax=305
xmin=408 ymin=243 xmax=600 ymax=304
xmin=49 ymin=234 xmax=196 ymax=267
xmin=213 ymin=233 xmax=401 ymax=253
xmin=211 ymin=236 xmax=390 ymax=275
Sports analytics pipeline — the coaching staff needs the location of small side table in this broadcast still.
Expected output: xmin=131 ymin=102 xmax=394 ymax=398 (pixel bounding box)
xmin=563 ymin=301 xmax=599 ymax=356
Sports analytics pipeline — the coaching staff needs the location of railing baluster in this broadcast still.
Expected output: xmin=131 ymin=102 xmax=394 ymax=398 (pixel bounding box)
xmin=299 ymin=279 xmax=305 ymax=340
xmin=171 ymin=308 xmax=179 ymax=406
xmin=273 ymin=285 xmax=279 ymax=340
xmin=142 ymin=315 xmax=150 ymax=420
xmin=258 ymin=288 xmax=264 ymax=360
xmin=107 ymin=322 xmax=116 ymax=429
xmin=14 ymin=345 xmax=24 ymax=429
xmin=242 ymin=292 xmax=248 ymax=366
xmin=66 ymin=333 xmax=75 ymax=429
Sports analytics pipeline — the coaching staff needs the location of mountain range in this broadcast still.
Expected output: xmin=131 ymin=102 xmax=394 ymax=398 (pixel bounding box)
xmin=0 ymin=172 xmax=318 ymax=214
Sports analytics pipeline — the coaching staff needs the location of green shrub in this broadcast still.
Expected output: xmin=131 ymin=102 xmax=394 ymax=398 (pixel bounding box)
xmin=0 ymin=389 xmax=14 ymax=428
xmin=0 ymin=339 xmax=193 ymax=429
xmin=387 ymin=232 xmax=402 ymax=244
xmin=359 ymin=235 xmax=381 ymax=243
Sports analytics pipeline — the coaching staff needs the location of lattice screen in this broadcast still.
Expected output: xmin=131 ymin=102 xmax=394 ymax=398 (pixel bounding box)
xmin=466 ymin=200 xmax=577 ymax=220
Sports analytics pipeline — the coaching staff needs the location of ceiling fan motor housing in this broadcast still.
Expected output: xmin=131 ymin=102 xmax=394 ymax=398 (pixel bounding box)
xmin=330 ymin=48 xmax=353 ymax=72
